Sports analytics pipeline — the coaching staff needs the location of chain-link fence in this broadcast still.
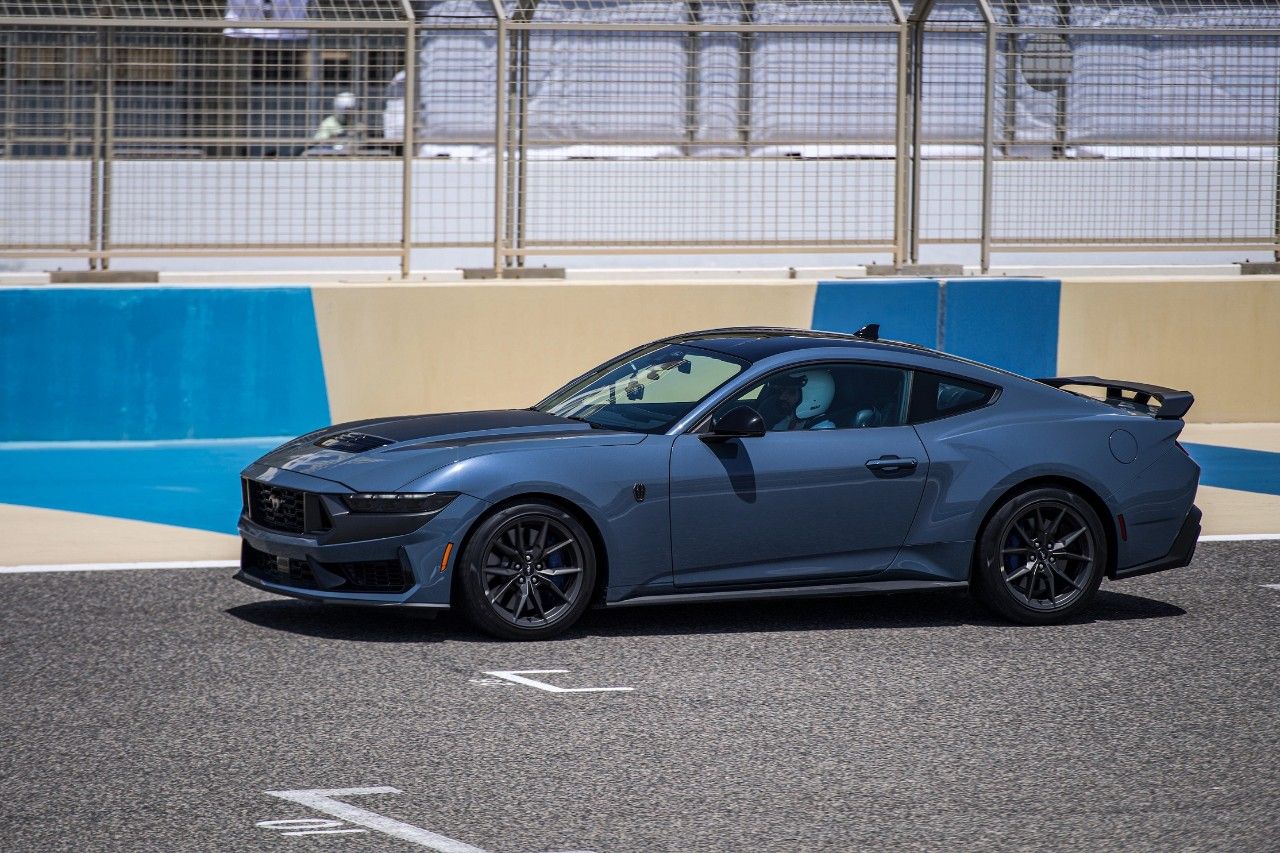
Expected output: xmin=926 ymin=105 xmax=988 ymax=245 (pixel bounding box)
xmin=3 ymin=0 xmax=1278 ymax=273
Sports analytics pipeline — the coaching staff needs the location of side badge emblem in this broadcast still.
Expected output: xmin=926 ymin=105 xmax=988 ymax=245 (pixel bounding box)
xmin=632 ymin=483 xmax=646 ymax=503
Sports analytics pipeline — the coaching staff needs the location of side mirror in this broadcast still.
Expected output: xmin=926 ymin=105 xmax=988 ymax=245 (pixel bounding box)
xmin=702 ymin=405 xmax=766 ymax=442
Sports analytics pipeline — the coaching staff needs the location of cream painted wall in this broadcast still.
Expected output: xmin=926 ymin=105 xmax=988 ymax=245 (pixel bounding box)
xmin=313 ymin=276 xmax=1278 ymax=424
xmin=1058 ymin=277 xmax=1280 ymax=423
xmin=312 ymin=281 xmax=817 ymax=422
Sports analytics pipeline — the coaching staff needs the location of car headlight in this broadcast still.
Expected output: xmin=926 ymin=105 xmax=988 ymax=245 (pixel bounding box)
xmin=343 ymin=492 xmax=458 ymax=514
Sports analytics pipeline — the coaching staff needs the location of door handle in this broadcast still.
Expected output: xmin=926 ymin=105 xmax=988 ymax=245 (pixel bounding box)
xmin=865 ymin=455 xmax=918 ymax=475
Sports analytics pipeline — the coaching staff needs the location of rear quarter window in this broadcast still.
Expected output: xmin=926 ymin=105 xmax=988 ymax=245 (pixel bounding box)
xmin=908 ymin=371 xmax=997 ymax=423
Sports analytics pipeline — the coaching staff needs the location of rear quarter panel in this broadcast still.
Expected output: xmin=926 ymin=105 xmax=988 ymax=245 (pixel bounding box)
xmin=903 ymin=375 xmax=1196 ymax=578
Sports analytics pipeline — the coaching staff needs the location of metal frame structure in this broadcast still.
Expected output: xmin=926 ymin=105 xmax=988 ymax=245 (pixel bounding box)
xmin=2 ymin=0 xmax=1278 ymax=274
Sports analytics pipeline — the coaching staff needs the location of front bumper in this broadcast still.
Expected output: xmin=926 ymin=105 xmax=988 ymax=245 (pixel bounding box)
xmin=235 ymin=465 xmax=489 ymax=606
xmin=234 ymin=561 xmax=449 ymax=609
xmin=1110 ymin=504 xmax=1201 ymax=581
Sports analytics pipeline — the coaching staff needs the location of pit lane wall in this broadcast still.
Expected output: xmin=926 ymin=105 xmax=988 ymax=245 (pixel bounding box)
xmin=308 ymin=276 xmax=1278 ymax=425
xmin=0 ymin=276 xmax=1277 ymax=557
xmin=4 ymin=277 xmax=1275 ymax=439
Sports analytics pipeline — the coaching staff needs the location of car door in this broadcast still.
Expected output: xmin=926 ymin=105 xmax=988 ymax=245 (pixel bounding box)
xmin=669 ymin=362 xmax=929 ymax=588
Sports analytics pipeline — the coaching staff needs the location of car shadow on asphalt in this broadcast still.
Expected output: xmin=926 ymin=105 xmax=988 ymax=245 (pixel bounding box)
xmin=571 ymin=588 xmax=1186 ymax=639
xmin=224 ymin=588 xmax=1185 ymax=643
xmin=225 ymin=599 xmax=453 ymax=643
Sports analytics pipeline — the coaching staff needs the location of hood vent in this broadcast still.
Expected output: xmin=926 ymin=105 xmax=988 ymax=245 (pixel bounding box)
xmin=315 ymin=431 xmax=394 ymax=453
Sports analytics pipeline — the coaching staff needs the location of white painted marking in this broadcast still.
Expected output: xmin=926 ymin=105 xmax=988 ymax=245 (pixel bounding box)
xmin=258 ymin=818 xmax=368 ymax=836
xmin=282 ymin=829 xmax=369 ymax=836
xmin=1199 ymin=533 xmax=1280 ymax=542
xmin=482 ymin=669 xmax=634 ymax=694
xmin=258 ymin=819 xmax=349 ymax=830
xmin=258 ymin=818 xmax=370 ymax=837
xmin=264 ymin=787 xmax=488 ymax=853
xmin=1263 ymin=584 xmax=1280 ymax=592
xmin=0 ymin=560 xmax=237 ymax=575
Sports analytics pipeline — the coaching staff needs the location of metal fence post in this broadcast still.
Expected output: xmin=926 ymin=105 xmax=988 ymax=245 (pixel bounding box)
xmin=893 ymin=23 xmax=909 ymax=268
xmin=508 ymin=0 xmax=536 ymax=270
xmin=908 ymin=0 xmax=936 ymax=266
xmin=683 ymin=1 xmax=700 ymax=156
xmin=102 ymin=25 xmax=115 ymax=271
xmin=89 ymin=28 xmax=102 ymax=270
xmin=980 ymin=17 xmax=996 ymax=273
xmin=400 ymin=15 xmax=417 ymax=278
xmin=493 ymin=18 xmax=508 ymax=276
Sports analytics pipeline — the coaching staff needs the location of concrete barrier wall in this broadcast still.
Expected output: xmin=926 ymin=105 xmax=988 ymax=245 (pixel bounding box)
xmin=0 ymin=287 xmax=330 ymax=441
xmin=1057 ymin=277 xmax=1280 ymax=424
xmin=312 ymin=281 xmax=816 ymax=423
xmin=2 ymin=276 xmax=1276 ymax=443
xmin=2 ymin=276 xmax=1276 ymax=550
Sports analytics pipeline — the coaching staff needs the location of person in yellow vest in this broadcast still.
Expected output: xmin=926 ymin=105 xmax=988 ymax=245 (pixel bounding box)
xmin=314 ymin=91 xmax=357 ymax=142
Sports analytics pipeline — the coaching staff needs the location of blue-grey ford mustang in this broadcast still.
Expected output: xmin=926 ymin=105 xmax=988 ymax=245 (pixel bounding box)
xmin=235 ymin=326 xmax=1201 ymax=640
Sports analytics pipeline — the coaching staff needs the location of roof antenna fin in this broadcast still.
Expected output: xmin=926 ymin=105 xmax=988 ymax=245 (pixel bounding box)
xmin=853 ymin=323 xmax=880 ymax=341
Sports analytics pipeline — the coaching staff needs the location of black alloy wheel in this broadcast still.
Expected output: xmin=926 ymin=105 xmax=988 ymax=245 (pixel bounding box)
xmin=974 ymin=487 xmax=1105 ymax=624
xmin=458 ymin=502 xmax=597 ymax=640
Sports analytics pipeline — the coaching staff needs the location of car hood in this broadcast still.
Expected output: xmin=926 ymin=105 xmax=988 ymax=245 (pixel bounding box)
xmin=252 ymin=409 xmax=647 ymax=492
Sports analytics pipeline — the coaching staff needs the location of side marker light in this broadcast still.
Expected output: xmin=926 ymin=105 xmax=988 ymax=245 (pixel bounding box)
xmin=1117 ymin=514 xmax=1128 ymax=542
xmin=440 ymin=542 xmax=454 ymax=573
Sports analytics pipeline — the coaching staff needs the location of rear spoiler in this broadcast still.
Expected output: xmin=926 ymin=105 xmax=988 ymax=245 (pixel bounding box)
xmin=1036 ymin=376 xmax=1194 ymax=420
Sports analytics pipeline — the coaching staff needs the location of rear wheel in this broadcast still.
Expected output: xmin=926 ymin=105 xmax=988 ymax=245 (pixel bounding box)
xmin=457 ymin=502 xmax=597 ymax=641
xmin=974 ymin=487 xmax=1105 ymax=624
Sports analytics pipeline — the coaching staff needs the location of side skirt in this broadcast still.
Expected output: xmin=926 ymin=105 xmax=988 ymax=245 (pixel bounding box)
xmin=606 ymin=579 xmax=969 ymax=608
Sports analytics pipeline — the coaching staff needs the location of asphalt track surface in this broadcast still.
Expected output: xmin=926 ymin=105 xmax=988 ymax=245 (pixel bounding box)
xmin=2 ymin=542 xmax=1278 ymax=852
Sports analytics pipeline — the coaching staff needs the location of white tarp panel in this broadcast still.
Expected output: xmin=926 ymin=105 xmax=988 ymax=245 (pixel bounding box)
xmin=1067 ymin=3 xmax=1280 ymax=154
xmin=749 ymin=2 xmax=897 ymax=154
xmin=693 ymin=0 xmax=744 ymax=156
xmin=524 ymin=1 xmax=686 ymax=150
xmin=1006 ymin=3 xmax=1062 ymax=145
xmin=418 ymin=0 xmax=497 ymax=146
xmin=224 ymin=0 xmax=310 ymax=40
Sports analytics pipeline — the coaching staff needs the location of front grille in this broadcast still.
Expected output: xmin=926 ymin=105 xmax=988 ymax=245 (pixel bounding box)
xmin=241 ymin=543 xmax=414 ymax=594
xmin=247 ymin=480 xmax=305 ymax=533
xmin=242 ymin=542 xmax=319 ymax=589
xmin=327 ymin=559 xmax=413 ymax=592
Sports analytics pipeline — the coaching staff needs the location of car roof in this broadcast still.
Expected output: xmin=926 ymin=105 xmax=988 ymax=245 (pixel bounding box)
xmin=660 ymin=326 xmax=945 ymax=363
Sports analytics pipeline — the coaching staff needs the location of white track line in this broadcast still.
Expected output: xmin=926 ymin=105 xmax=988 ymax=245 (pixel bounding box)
xmin=0 ymin=560 xmax=237 ymax=575
xmin=1199 ymin=534 xmax=1280 ymax=542
xmin=264 ymin=788 xmax=488 ymax=853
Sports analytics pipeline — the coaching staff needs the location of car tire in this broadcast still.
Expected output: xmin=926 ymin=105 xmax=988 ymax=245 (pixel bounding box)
xmin=457 ymin=502 xmax=597 ymax=641
xmin=973 ymin=487 xmax=1106 ymax=625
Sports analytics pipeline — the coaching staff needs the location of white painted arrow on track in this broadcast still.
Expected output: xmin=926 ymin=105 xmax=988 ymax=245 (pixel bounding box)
xmin=264 ymin=787 xmax=597 ymax=852
xmin=482 ymin=669 xmax=633 ymax=694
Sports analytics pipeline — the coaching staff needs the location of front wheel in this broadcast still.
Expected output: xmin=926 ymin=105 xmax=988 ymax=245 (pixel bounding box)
xmin=973 ymin=487 xmax=1105 ymax=624
xmin=457 ymin=502 xmax=597 ymax=641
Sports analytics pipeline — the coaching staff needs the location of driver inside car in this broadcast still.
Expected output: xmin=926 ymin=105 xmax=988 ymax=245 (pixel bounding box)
xmin=755 ymin=370 xmax=837 ymax=431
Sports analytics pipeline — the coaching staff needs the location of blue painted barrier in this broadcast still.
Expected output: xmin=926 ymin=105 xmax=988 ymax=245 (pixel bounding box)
xmin=1184 ymin=443 xmax=1280 ymax=497
xmin=942 ymin=278 xmax=1061 ymax=380
xmin=812 ymin=279 xmax=940 ymax=347
xmin=0 ymin=287 xmax=330 ymax=441
xmin=0 ymin=439 xmax=284 ymax=534
xmin=813 ymin=277 xmax=1061 ymax=379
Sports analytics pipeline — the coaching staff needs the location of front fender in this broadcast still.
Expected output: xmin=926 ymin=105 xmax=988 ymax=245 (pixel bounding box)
xmin=401 ymin=436 xmax=677 ymax=598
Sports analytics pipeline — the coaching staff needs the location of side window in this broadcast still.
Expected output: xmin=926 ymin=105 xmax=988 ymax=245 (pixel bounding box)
xmin=718 ymin=363 xmax=911 ymax=431
xmin=908 ymin=371 xmax=996 ymax=423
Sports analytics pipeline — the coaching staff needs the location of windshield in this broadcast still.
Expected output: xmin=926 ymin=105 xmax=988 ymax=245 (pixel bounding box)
xmin=534 ymin=343 xmax=746 ymax=433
